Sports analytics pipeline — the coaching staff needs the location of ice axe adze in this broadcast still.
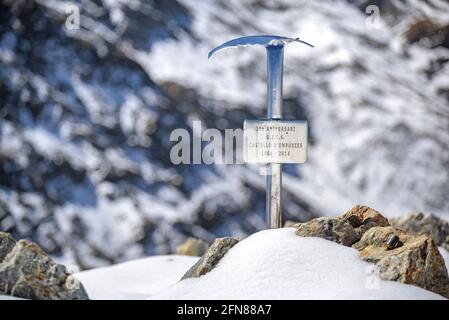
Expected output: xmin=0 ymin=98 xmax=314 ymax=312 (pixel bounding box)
xmin=208 ymin=35 xmax=314 ymax=229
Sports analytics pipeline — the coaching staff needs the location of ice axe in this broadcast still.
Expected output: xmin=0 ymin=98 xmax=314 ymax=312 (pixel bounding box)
xmin=208 ymin=35 xmax=314 ymax=229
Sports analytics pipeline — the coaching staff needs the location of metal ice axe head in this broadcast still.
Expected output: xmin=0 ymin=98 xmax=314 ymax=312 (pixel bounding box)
xmin=208 ymin=35 xmax=314 ymax=119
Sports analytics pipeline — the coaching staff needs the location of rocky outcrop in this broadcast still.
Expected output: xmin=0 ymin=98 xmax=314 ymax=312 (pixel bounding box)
xmin=390 ymin=213 xmax=449 ymax=251
xmin=175 ymin=238 xmax=209 ymax=257
xmin=294 ymin=205 xmax=390 ymax=246
xmin=295 ymin=217 xmax=360 ymax=246
xmin=0 ymin=232 xmax=89 ymax=300
xmin=339 ymin=205 xmax=390 ymax=236
xmin=354 ymin=226 xmax=449 ymax=299
xmin=181 ymin=237 xmax=239 ymax=280
xmin=0 ymin=233 xmax=16 ymax=263
xmin=293 ymin=205 xmax=449 ymax=299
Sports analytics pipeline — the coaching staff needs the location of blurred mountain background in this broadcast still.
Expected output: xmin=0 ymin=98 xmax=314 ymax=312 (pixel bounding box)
xmin=0 ymin=0 xmax=448 ymax=269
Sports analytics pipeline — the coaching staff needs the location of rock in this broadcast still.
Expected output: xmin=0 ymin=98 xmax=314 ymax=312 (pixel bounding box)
xmin=295 ymin=217 xmax=361 ymax=247
xmin=339 ymin=205 xmax=390 ymax=236
xmin=354 ymin=226 xmax=449 ymax=298
xmin=294 ymin=206 xmax=449 ymax=298
xmin=294 ymin=205 xmax=391 ymax=247
xmin=386 ymin=234 xmax=402 ymax=250
xmin=175 ymin=237 xmax=209 ymax=257
xmin=0 ymin=235 xmax=89 ymax=300
xmin=390 ymin=212 xmax=449 ymax=251
xmin=0 ymin=232 xmax=16 ymax=263
xmin=181 ymin=237 xmax=239 ymax=280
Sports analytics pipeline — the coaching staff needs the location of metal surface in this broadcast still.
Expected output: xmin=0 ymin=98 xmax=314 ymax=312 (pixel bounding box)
xmin=266 ymin=44 xmax=284 ymax=228
xmin=208 ymin=35 xmax=313 ymax=229
xmin=267 ymin=45 xmax=284 ymax=120
xmin=243 ymin=120 xmax=308 ymax=162
xmin=208 ymin=35 xmax=313 ymax=59
xmin=266 ymin=162 xmax=282 ymax=228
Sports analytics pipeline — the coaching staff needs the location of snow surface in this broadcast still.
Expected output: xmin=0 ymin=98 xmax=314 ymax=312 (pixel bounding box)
xmin=0 ymin=295 xmax=22 ymax=300
xmin=76 ymin=229 xmax=445 ymax=300
xmin=74 ymin=255 xmax=198 ymax=300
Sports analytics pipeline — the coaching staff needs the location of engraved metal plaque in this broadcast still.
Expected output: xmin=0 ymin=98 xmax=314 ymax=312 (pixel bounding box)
xmin=244 ymin=120 xmax=308 ymax=164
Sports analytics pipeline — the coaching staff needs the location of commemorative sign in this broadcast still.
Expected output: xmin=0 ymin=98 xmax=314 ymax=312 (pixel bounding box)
xmin=244 ymin=120 xmax=307 ymax=164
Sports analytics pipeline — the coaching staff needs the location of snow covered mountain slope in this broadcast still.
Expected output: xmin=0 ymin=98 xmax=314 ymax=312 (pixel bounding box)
xmin=1 ymin=0 xmax=448 ymax=268
xmin=75 ymin=228 xmax=445 ymax=300
xmin=144 ymin=0 xmax=449 ymax=216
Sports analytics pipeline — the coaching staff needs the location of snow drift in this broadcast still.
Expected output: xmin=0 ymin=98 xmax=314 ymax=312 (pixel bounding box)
xmin=75 ymin=228 xmax=445 ymax=300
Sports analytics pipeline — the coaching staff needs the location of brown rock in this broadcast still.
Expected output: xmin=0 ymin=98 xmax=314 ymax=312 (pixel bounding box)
xmin=295 ymin=217 xmax=360 ymax=247
xmin=339 ymin=205 xmax=390 ymax=233
xmin=390 ymin=212 xmax=449 ymax=251
xmin=294 ymin=206 xmax=449 ymax=298
xmin=294 ymin=206 xmax=391 ymax=247
xmin=354 ymin=226 xmax=449 ymax=298
xmin=181 ymin=237 xmax=239 ymax=280
xmin=175 ymin=237 xmax=209 ymax=257
xmin=405 ymin=19 xmax=449 ymax=47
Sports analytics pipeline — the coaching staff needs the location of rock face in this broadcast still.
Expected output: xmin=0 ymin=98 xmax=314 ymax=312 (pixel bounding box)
xmin=295 ymin=217 xmax=360 ymax=247
xmin=175 ymin=238 xmax=209 ymax=257
xmin=390 ymin=213 xmax=449 ymax=251
xmin=293 ymin=205 xmax=449 ymax=299
xmin=0 ymin=232 xmax=89 ymax=300
xmin=339 ymin=205 xmax=390 ymax=236
xmin=354 ymin=226 xmax=449 ymax=299
xmin=181 ymin=237 xmax=239 ymax=280
xmin=0 ymin=233 xmax=16 ymax=263
xmin=295 ymin=205 xmax=390 ymax=246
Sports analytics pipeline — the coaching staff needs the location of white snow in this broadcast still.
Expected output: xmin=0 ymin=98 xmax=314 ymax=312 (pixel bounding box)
xmin=0 ymin=295 xmax=22 ymax=300
xmin=74 ymin=255 xmax=198 ymax=300
xmin=76 ymin=229 xmax=446 ymax=300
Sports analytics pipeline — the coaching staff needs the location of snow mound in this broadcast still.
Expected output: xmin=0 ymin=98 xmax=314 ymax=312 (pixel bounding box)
xmin=150 ymin=229 xmax=444 ymax=300
xmin=75 ymin=255 xmax=198 ymax=300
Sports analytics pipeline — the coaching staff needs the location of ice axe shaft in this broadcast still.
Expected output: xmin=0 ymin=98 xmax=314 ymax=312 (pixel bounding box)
xmin=266 ymin=45 xmax=284 ymax=229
